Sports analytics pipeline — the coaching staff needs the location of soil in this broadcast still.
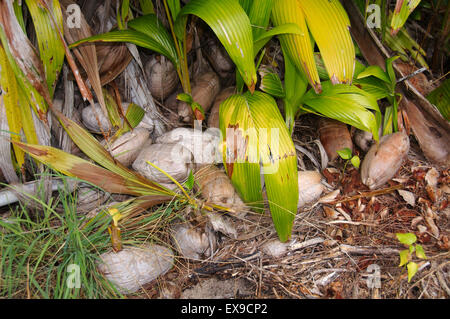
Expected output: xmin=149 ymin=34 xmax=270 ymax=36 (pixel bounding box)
xmin=132 ymin=114 xmax=450 ymax=299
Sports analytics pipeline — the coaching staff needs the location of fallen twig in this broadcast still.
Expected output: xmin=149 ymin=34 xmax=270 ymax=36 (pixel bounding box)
xmin=328 ymin=184 xmax=403 ymax=205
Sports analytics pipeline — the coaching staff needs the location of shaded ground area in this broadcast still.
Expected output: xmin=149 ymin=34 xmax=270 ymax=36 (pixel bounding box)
xmin=131 ymin=115 xmax=449 ymax=299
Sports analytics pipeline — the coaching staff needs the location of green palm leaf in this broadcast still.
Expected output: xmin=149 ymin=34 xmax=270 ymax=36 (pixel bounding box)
xmin=301 ymin=81 xmax=381 ymax=141
xmin=70 ymin=14 xmax=178 ymax=67
xmin=220 ymin=91 xmax=298 ymax=242
xmin=175 ymin=0 xmax=257 ymax=91
xmin=272 ymin=0 xmax=355 ymax=93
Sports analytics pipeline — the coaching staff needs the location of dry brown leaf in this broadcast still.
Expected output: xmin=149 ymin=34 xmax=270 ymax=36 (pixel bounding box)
xmin=61 ymin=0 xmax=107 ymax=118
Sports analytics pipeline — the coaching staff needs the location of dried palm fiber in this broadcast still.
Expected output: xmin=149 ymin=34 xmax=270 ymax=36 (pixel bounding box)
xmin=156 ymin=127 xmax=221 ymax=166
xmin=178 ymin=72 xmax=221 ymax=123
xmin=361 ymin=131 xmax=410 ymax=190
xmin=171 ymin=222 xmax=217 ymax=260
xmin=91 ymin=2 xmax=133 ymax=86
xmin=103 ymin=128 xmax=151 ymax=167
xmin=51 ymin=66 xmax=82 ymax=155
xmin=0 ymin=97 xmax=53 ymax=202
xmin=188 ymin=26 xmax=211 ymax=79
xmin=145 ymin=55 xmax=178 ymax=100
xmin=208 ymin=87 xmax=235 ymax=129
xmin=63 ymin=1 xmax=163 ymax=136
xmin=206 ymin=211 xmax=238 ymax=239
xmin=395 ymin=61 xmax=432 ymax=96
xmin=62 ymin=1 xmax=132 ymax=86
xmin=132 ymin=143 xmax=194 ymax=183
xmin=401 ymin=97 xmax=450 ymax=165
xmin=318 ymin=118 xmax=353 ymax=161
xmin=194 ymin=165 xmax=245 ymax=213
xmin=97 ymin=244 xmax=174 ymax=294
xmin=61 ymin=0 xmax=109 ymax=124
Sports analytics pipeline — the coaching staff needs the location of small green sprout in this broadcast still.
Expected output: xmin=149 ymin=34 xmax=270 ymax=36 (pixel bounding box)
xmin=337 ymin=148 xmax=360 ymax=170
xmin=396 ymin=232 xmax=427 ymax=282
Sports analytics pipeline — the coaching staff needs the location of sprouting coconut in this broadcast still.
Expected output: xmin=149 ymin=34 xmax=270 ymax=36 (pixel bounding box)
xmin=318 ymin=118 xmax=353 ymax=161
xmin=178 ymin=72 xmax=221 ymax=122
xmin=195 ymin=165 xmax=245 ymax=212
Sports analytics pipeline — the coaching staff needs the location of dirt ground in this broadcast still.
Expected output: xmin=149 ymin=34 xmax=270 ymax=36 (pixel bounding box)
xmin=131 ymin=114 xmax=450 ymax=300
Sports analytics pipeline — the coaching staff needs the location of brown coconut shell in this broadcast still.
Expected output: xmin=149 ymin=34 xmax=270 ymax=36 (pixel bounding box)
xmin=361 ymin=131 xmax=410 ymax=190
xmin=195 ymin=165 xmax=245 ymax=212
xmin=208 ymin=87 xmax=235 ymax=129
xmin=318 ymin=118 xmax=353 ymax=161
xmin=178 ymin=72 xmax=221 ymax=123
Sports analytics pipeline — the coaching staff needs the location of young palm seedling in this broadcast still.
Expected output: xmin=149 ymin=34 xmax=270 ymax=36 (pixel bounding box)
xmin=396 ymin=232 xmax=427 ymax=283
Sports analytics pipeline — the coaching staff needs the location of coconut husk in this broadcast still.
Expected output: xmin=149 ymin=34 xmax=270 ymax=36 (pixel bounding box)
xmin=195 ymin=165 xmax=246 ymax=214
xmin=208 ymin=87 xmax=235 ymax=129
xmin=203 ymin=39 xmax=234 ymax=78
xmin=318 ymin=118 xmax=353 ymax=162
xmin=81 ymin=102 xmax=156 ymax=134
xmin=171 ymin=222 xmax=217 ymax=260
xmin=361 ymin=131 xmax=410 ymax=189
xmin=298 ymin=170 xmax=325 ymax=208
xmin=156 ymin=127 xmax=221 ymax=166
xmin=97 ymin=244 xmax=174 ymax=294
xmin=178 ymin=72 xmax=221 ymax=123
xmin=104 ymin=128 xmax=151 ymax=167
xmin=132 ymin=143 xmax=194 ymax=183
xmin=145 ymin=56 xmax=178 ymax=100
